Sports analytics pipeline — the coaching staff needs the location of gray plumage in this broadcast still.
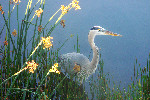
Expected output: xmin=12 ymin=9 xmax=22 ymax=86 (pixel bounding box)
xmin=59 ymin=52 xmax=92 ymax=83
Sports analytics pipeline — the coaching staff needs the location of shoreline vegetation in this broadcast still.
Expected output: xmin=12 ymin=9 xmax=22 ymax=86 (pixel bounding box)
xmin=0 ymin=0 xmax=149 ymax=99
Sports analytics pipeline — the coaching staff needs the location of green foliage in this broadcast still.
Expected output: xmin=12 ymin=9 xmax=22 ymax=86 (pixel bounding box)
xmin=0 ymin=0 xmax=150 ymax=100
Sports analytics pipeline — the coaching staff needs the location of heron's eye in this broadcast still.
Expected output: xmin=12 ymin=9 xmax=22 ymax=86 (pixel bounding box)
xmin=91 ymin=27 xmax=95 ymax=30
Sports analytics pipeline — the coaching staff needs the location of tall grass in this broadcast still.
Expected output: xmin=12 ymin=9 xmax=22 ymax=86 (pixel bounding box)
xmin=0 ymin=0 xmax=88 ymax=99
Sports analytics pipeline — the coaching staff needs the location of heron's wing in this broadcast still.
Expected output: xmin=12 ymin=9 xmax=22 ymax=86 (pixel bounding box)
xmin=58 ymin=52 xmax=90 ymax=76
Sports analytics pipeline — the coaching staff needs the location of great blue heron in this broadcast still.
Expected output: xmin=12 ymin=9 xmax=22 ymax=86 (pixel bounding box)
xmin=58 ymin=26 xmax=121 ymax=83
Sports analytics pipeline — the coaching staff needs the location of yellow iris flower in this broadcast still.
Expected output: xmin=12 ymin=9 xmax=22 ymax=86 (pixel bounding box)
xmin=12 ymin=29 xmax=17 ymax=37
xmin=13 ymin=0 xmax=21 ymax=3
xmin=71 ymin=0 xmax=81 ymax=10
xmin=0 ymin=5 xmax=4 ymax=14
xmin=49 ymin=63 xmax=60 ymax=74
xmin=61 ymin=5 xmax=70 ymax=15
xmin=14 ymin=60 xmax=38 ymax=75
xmin=3 ymin=41 xmax=8 ymax=46
xmin=35 ymin=8 xmax=43 ymax=17
xmin=26 ymin=60 xmax=38 ymax=73
xmin=41 ymin=36 xmax=53 ymax=50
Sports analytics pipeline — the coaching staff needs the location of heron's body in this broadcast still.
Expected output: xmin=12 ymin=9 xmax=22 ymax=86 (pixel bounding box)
xmin=59 ymin=52 xmax=91 ymax=82
xmin=58 ymin=26 xmax=121 ymax=83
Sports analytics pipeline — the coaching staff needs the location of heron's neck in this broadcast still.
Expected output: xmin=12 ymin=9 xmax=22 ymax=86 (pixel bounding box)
xmin=88 ymin=32 xmax=99 ymax=73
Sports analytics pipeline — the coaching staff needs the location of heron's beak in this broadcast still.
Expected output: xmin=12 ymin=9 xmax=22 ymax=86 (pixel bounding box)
xmin=105 ymin=31 xmax=122 ymax=37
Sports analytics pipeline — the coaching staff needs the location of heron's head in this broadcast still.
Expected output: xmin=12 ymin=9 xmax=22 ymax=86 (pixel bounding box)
xmin=90 ymin=26 xmax=122 ymax=37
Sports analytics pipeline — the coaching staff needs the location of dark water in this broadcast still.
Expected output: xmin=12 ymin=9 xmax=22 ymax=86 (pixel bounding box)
xmin=1 ymin=0 xmax=150 ymax=99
